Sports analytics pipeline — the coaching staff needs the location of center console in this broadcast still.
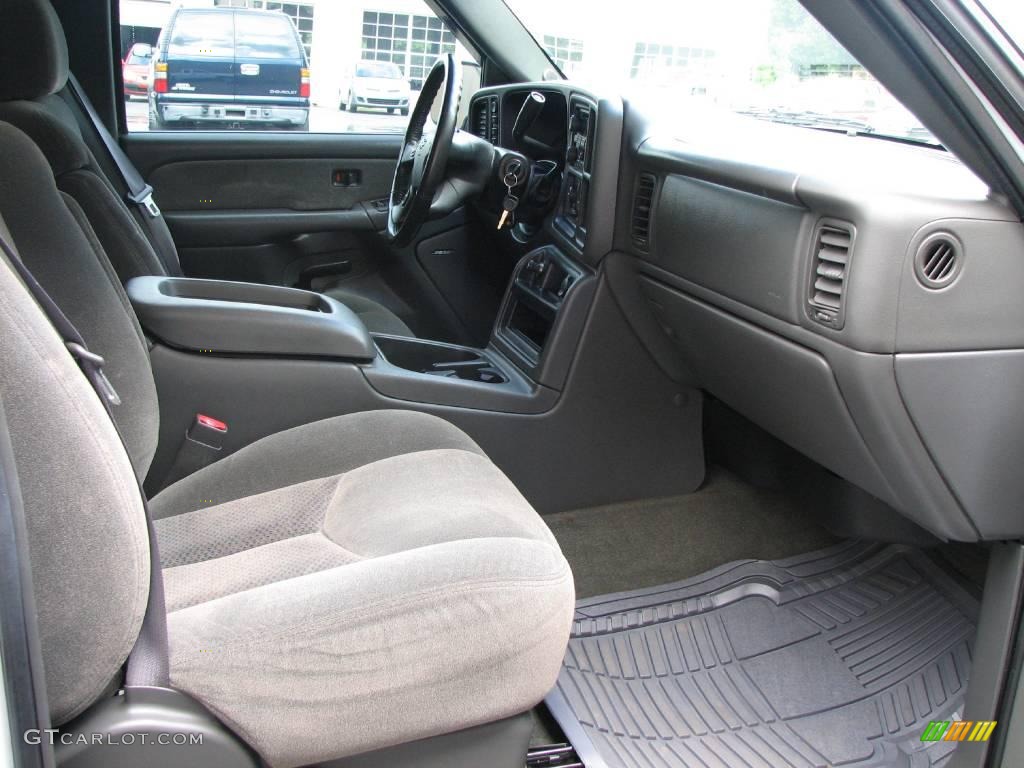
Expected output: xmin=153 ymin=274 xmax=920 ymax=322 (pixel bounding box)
xmin=491 ymin=246 xmax=588 ymax=380
xmin=364 ymin=244 xmax=594 ymax=413
xmin=554 ymin=95 xmax=596 ymax=249
xmin=127 ymin=276 xmax=375 ymax=360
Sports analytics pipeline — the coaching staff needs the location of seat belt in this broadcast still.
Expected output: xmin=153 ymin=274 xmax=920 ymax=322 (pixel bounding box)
xmin=65 ymin=74 xmax=161 ymax=219
xmin=64 ymin=75 xmax=183 ymax=278
xmin=0 ymin=233 xmax=170 ymax=689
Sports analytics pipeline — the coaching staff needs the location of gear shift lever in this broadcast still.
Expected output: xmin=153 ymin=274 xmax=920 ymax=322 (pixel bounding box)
xmin=512 ymin=91 xmax=545 ymax=145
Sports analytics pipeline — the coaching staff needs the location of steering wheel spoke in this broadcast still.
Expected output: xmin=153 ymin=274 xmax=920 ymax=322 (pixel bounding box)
xmin=386 ymin=54 xmax=461 ymax=246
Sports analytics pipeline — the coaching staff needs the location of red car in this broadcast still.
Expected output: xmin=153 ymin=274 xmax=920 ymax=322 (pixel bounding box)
xmin=122 ymin=42 xmax=152 ymax=99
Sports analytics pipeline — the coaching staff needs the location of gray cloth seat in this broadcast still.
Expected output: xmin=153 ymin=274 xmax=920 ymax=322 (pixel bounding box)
xmin=0 ymin=116 xmax=573 ymax=767
xmin=0 ymin=0 xmax=416 ymax=337
xmin=152 ymin=410 xmax=572 ymax=765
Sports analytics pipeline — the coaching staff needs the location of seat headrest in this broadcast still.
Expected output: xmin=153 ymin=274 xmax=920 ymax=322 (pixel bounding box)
xmin=0 ymin=0 xmax=69 ymax=101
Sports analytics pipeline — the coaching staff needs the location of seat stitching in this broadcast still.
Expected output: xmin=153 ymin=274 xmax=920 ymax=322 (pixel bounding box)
xmin=315 ymin=448 xmax=503 ymax=557
xmin=158 ymin=473 xmax=345 ymax=567
xmin=161 ymin=530 xmax=358 ymax=577
xmin=169 ymin=563 xmax=572 ymax=650
xmin=170 ymin=574 xmax=573 ymax=761
xmin=159 ymin=445 xmax=487 ymax=519
xmin=164 ymin=531 xmax=361 ymax=612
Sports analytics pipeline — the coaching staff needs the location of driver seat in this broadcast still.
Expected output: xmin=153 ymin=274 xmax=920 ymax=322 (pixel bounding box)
xmin=0 ymin=0 xmax=415 ymax=338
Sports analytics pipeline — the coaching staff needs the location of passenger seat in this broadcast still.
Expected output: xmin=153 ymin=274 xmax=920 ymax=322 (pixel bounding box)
xmin=0 ymin=117 xmax=574 ymax=766
xmin=0 ymin=0 xmax=416 ymax=337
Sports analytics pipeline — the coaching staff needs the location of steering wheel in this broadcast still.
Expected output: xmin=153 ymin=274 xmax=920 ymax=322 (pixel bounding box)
xmin=387 ymin=54 xmax=462 ymax=246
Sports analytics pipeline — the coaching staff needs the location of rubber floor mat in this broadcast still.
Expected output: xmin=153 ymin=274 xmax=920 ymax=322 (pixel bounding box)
xmin=546 ymin=541 xmax=979 ymax=768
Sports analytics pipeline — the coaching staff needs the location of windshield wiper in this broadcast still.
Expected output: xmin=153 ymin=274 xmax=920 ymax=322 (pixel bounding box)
xmin=736 ymin=108 xmax=873 ymax=133
xmin=735 ymin=108 xmax=942 ymax=148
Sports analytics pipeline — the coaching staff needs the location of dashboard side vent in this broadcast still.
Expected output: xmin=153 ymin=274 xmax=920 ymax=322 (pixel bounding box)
xmin=631 ymin=174 xmax=656 ymax=251
xmin=470 ymin=95 xmax=499 ymax=143
xmin=808 ymin=222 xmax=853 ymax=328
xmin=915 ymin=234 xmax=962 ymax=289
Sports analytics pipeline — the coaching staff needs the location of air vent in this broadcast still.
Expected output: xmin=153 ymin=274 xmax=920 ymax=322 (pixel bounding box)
xmin=631 ymin=174 xmax=656 ymax=251
xmin=915 ymin=233 xmax=962 ymax=289
xmin=470 ymin=95 xmax=499 ymax=143
xmin=808 ymin=222 xmax=853 ymax=328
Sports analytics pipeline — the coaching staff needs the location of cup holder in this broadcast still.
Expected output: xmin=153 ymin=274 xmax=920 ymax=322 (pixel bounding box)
xmin=375 ymin=336 xmax=508 ymax=385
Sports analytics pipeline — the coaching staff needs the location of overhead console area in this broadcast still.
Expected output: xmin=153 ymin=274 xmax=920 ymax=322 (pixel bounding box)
xmin=624 ymin=123 xmax=1024 ymax=541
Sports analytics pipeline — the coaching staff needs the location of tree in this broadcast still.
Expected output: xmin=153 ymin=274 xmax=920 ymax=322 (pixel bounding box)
xmin=769 ymin=0 xmax=856 ymax=76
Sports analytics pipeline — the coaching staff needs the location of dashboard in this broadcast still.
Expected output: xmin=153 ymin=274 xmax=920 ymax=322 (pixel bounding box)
xmin=467 ymin=81 xmax=1024 ymax=543
xmin=467 ymin=84 xmax=620 ymax=266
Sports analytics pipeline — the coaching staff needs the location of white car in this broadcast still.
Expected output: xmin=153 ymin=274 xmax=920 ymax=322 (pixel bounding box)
xmin=339 ymin=60 xmax=411 ymax=115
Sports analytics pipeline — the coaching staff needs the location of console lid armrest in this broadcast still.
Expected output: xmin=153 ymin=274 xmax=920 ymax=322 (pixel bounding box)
xmin=126 ymin=276 xmax=375 ymax=361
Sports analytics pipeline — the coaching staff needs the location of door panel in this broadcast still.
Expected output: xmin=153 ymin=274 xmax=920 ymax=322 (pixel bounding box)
xmin=125 ymin=131 xmax=403 ymax=175
xmin=164 ymin=209 xmax=374 ymax=247
xmin=124 ymin=131 xmax=401 ymax=304
xmin=121 ymin=131 xmax=505 ymax=345
xmin=125 ymin=133 xmax=399 ymax=221
xmin=147 ymin=157 xmax=394 ymax=212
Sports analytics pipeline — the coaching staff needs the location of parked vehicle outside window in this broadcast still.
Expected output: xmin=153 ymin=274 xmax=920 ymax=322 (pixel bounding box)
xmin=122 ymin=42 xmax=152 ymax=99
xmin=339 ymin=60 xmax=412 ymax=115
xmin=119 ymin=0 xmax=471 ymax=134
xmin=150 ymin=7 xmax=310 ymax=131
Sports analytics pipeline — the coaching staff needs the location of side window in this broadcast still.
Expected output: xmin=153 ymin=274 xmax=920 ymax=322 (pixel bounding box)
xmin=119 ymin=1 xmax=473 ymax=134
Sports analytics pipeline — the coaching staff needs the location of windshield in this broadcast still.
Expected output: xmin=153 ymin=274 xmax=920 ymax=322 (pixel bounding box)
xmin=168 ymin=11 xmax=234 ymax=58
xmin=504 ymin=0 xmax=939 ymax=145
xmin=981 ymin=0 xmax=1024 ymax=53
xmin=125 ymin=49 xmax=151 ymax=66
xmin=357 ymin=62 xmax=404 ymax=79
xmin=234 ymin=13 xmax=303 ymax=61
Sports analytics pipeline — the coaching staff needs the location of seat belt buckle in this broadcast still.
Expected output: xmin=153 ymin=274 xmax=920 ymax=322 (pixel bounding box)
xmin=186 ymin=413 xmax=228 ymax=450
xmin=127 ymin=184 xmax=161 ymax=218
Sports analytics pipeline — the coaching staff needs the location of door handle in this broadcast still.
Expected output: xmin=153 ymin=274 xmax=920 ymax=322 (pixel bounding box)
xmin=297 ymin=260 xmax=352 ymax=290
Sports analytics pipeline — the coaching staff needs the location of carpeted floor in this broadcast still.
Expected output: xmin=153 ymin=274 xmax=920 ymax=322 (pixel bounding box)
xmin=544 ymin=465 xmax=841 ymax=599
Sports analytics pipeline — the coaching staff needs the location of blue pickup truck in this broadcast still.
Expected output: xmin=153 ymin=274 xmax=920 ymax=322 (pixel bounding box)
xmin=149 ymin=7 xmax=310 ymax=130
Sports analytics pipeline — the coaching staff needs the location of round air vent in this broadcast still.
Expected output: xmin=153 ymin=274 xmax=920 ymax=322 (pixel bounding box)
xmin=914 ymin=233 xmax=963 ymax=289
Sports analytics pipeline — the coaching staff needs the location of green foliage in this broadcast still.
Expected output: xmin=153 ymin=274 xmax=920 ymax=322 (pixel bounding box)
xmin=753 ymin=64 xmax=777 ymax=85
xmin=768 ymin=0 xmax=856 ymax=76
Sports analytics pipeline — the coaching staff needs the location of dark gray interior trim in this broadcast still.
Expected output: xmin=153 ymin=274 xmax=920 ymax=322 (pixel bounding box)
xmin=128 ymin=276 xmax=375 ymax=361
xmin=896 ymin=350 xmax=1024 ymax=538
xmin=57 ymin=687 xmax=257 ymax=768
xmin=321 ymin=711 xmax=534 ymax=768
xmin=145 ymin=276 xmax=704 ymax=513
xmin=633 ymin=266 xmax=980 ymax=541
xmin=950 ymin=543 xmax=1024 ymax=768
xmin=123 ymin=132 xmax=403 ymax=179
xmin=602 ymin=251 xmax=695 ymax=386
xmin=363 ymin=335 xmax=556 ymax=414
xmin=164 ymin=210 xmax=376 ymax=247
xmin=637 ymin=136 xmax=802 ymax=207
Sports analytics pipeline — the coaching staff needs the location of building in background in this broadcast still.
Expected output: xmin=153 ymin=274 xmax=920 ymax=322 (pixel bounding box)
xmin=120 ymin=0 xmax=174 ymax=58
